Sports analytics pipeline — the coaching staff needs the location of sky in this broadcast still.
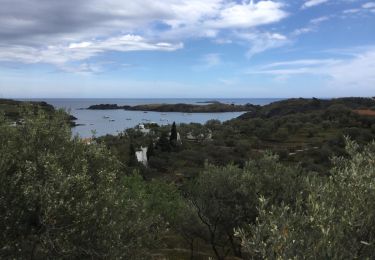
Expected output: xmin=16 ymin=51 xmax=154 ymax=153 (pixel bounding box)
xmin=0 ymin=0 xmax=374 ymax=98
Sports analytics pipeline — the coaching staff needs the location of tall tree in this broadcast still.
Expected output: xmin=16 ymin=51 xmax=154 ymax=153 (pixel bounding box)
xmin=170 ymin=121 xmax=178 ymax=146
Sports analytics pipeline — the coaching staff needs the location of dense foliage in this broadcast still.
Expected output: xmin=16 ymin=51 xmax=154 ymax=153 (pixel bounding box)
xmin=237 ymin=139 xmax=375 ymax=259
xmin=1 ymin=97 xmax=375 ymax=259
xmin=0 ymin=110 xmax=170 ymax=259
xmin=99 ymin=97 xmax=375 ymax=179
xmin=182 ymin=155 xmax=303 ymax=259
xmin=0 ymin=98 xmax=77 ymax=126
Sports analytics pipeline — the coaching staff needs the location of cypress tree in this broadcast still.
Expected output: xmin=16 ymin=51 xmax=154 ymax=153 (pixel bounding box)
xmin=170 ymin=121 xmax=178 ymax=146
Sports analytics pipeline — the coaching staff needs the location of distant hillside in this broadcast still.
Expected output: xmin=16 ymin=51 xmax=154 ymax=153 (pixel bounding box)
xmin=238 ymin=97 xmax=375 ymax=120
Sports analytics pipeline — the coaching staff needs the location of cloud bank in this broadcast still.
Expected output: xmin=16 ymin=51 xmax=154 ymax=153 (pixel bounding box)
xmin=0 ymin=0 xmax=288 ymax=68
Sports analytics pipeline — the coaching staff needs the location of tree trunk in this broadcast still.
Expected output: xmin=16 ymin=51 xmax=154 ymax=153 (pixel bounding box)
xmin=189 ymin=239 xmax=195 ymax=260
xmin=228 ymin=232 xmax=242 ymax=258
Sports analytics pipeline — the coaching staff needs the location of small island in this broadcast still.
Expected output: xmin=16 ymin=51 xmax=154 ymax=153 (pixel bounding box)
xmin=87 ymin=102 xmax=258 ymax=113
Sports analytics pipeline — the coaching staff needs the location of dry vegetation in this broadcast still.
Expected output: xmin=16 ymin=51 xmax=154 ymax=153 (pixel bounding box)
xmin=354 ymin=109 xmax=375 ymax=116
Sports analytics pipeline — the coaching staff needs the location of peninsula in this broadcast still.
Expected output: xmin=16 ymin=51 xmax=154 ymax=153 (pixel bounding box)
xmin=87 ymin=102 xmax=258 ymax=113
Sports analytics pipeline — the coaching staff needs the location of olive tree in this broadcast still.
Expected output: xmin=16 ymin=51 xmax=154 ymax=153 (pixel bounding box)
xmin=0 ymin=109 xmax=166 ymax=259
xmin=184 ymin=153 xmax=303 ymax=259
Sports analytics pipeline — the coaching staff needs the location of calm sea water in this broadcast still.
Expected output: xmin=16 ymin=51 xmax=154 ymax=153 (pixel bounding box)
xmin=20 ymin=98 xmax=282 ymax=138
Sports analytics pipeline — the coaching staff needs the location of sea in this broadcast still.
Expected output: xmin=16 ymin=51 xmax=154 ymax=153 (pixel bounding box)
xmin=19 ymin=98 xmax=282 ymax=138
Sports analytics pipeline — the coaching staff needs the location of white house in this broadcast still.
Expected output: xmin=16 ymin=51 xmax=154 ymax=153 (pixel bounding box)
xmin=138 ymin=124 xmax=151 ymax=135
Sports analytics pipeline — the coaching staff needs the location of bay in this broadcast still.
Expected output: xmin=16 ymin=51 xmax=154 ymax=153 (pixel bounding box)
xmin=19 ymin=98 xmax=282 ymax=138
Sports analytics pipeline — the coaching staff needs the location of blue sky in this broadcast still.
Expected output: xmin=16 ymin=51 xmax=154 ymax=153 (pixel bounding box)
xmin=0 ymin=0 xmax=374 ymax=98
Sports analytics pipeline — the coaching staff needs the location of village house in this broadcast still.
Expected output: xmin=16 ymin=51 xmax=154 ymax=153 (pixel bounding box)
xmin=137 ymin=124 xmax=151 ymax=135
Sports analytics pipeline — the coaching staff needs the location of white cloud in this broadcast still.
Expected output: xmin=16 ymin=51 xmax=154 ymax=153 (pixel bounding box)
xmin=293 ymin=27 xmax=314 ymax=36
xmin=0 ymin=0 xmax=289 ymax=69
xmin=235 ymin=32 xmax=289 ymax=57
xmin=362 ymin=2 xmax=375 ymax=8
xmin=261 ymin=59 xmax=340 ymax=69
xmin=310 ymin=16 xmax=330 ymax=24
xmin=342 ymin=8 xmax=361 ymax=14
xmin=0 ymin=0 xmax=287 ymax=44
xmin=362 ymin=2 xmax=375 ymax=13
xmin=148 ymin=0 xmax=288 ymax=44
xmin=342 ymin=2 xmax=375 ymax=17
xmin=0 ymin=34 xmax=183 ymax=67
xmin=69 ymin=42 xmax=92 ymax=49
xmin=292 ymin=16 xmax=330 ymax=36
xmin=302 ymin=0 xmax=329 ymax=9
xmin=60 ymin=63 xmax=104 ymax=75
xmin=207 ymin=1 xmax=288 ymax=29
xmin=328 ymin=50 xmax=375 ymax=90
xmin=247 ymin=47 xmax=375 ymax=91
